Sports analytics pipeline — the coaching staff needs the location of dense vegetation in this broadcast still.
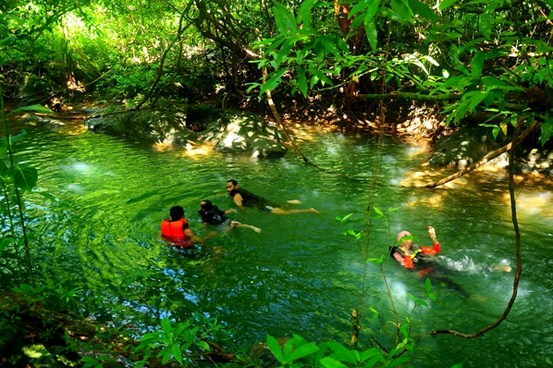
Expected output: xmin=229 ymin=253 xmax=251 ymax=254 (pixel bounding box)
xmin=1 ymin=0 xmax=551 ymax=366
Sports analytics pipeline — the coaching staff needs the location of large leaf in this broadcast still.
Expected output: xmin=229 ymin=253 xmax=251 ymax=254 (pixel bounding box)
xmin=439 ymin=0 xmax=458 ymax=11
xmin=297 ymin=0 xmax=316 ymax=28
xmin=274 ymin=2 xmax=297 ymax=33
xmin=408 ymin=0 xmax=438 ymax=21
xmin=13 ymin=164 xmax=38 ymax=191
xmin=260 ymin=69 xmax=286 ymax=95
xmin=390 ymin=0 xmax=414 ymax=22
xmin=540 ymin=113 xmax=553 ymax=146
xmin=364 ymin=20 xmax=378 ymax=50
xmin=296 ymin=66 xmax=308 ymax=97
xmin=266 ymin=335 xmax=284 ymax=363
xmin=471 ymin=51 xmax=485 ymax=79
xmin=12 ymin=105 xmax=53 ymax=114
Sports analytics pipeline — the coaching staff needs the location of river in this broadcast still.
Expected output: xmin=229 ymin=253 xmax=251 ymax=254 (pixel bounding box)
xmin=5 ymin=119 xmax=553 ymax=367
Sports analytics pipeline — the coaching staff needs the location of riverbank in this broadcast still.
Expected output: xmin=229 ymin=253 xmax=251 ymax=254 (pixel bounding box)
xmin=8 ymin=94 xmax=553 ymax=189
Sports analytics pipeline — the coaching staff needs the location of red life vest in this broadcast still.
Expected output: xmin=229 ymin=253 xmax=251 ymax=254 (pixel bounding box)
xmin=160 ymin=218 xmax=192 ymax=247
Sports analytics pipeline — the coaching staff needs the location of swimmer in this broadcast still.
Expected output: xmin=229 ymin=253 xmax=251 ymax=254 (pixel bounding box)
xmin=390 ymin=226 xmax=470 ymax=297
xmin=160 ymin=205 xmax=199 ymax=247
xmin=199 ymin=199 xmax=261 ymax=233
xmin=226 ymin=179 xmax=319 ymax=215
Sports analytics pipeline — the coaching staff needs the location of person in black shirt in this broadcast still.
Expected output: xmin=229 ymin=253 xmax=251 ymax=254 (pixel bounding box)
xmin=199 ymin=199 xmax=261 ymax=233
xmin=226 ymin=179 xmax=319 ymax=215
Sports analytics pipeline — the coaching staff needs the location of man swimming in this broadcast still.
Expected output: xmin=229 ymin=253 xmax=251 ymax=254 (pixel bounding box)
xmin=225 ymin=179 xmax=319 ymax=215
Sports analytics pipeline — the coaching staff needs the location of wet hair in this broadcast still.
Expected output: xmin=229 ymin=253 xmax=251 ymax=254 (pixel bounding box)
xmin=226 ymin=179 xmax=238 ymax=186
xmin=169 ymin=205 xmax=185 ymax=221
xmin=200 ymin=199 xmax=213 ymax=210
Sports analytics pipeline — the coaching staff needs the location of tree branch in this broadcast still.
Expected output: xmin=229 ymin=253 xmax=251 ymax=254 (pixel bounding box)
xmin=415 ymin=120 xmax=539 ymax=188
xmin=430 ymin=116 xmax=524 ymax=338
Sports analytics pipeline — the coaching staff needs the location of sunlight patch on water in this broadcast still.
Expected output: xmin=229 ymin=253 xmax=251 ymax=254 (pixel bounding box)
xmin=503 ymin=190 xmax=553 ymax=217
xmin=65 ymin=162 xmax=94 ymax=174
xmin=66 ymin=183 xmax=85 ymax=194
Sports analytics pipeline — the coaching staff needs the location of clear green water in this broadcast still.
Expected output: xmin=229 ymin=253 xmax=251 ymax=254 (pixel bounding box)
xmin=7 ymin=121 xmax=553 ymax=367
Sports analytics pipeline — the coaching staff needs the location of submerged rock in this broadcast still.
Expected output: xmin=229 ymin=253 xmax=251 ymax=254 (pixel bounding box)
xmin=202 ymin=111 xmax=287 ymax=158
xmin=427 ymin=125 xmax=510 ymax=168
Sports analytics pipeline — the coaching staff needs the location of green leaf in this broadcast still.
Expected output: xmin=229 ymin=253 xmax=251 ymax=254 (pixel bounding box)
xmin=275 ymin=39 xmax=297 ymax=66
xmin=408 ymin=0 xmax=438 ymax=21
xmin=274 ymin=2 xmax=297 ymax=33
xmin=367 ymin=0 xmax=380 ymax=20
xmin=540 ymin=114 xmax=553 ymax=145
xmin=425 ymin=278 xmax=436 ymax=300
xmin=479 ymin=13 xmax=493 ymax=39
xmin=289 ymin=341 xmax=319 ymax=361
xmin=439 ymin=0 xmax=458 ymax=11
xmin=391 ymin=0 xmax=414 ymax=22
xmin=364 ymin=20 xmax=378 ymax=50
xmin=297 ymin=0 xmax=316 ymax=28
xmin=260 ymin=69 xmax=286 ymax=95
xmin=326 ymin=341 xmax=358 ymax=364
xmin=172 ymin=344 xmax=183 ymax=364
xmin=297 ymin=66 xmax=308 ymax=97
xmin=13 ymin=164 xmax=38 ymax=191
xmin=266 ymin=335 xmax=284 ymax=363
xmin=467 ymin=90 xmax=489 ymax=111
xmin=319 ymin=35 xmax=342 ymax=58
xmin=320 ymin=356 xmax=349 ymax=368
xmin=471 ymin=52 xmax=485 ymax=79
xmin=12 ymin=105 xmax=53 ymax=114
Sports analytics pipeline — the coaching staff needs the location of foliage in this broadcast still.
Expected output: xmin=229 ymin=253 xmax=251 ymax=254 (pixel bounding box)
xmin=0 ymin=93 xmax=41 ymax=286
xmin=251 ymin=0 xmax=553 ymax=145
xmin=265 ymin=333 xmax=397 ymax=367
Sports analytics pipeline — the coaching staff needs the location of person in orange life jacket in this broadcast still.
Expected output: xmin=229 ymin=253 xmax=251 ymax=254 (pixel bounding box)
xmin=390 ymin=226 xmax=470 ymax=297
xmin=226 ymin=179 xmax=320 ymax=215
xmin=391 ymin=226 xmax=441 ymax=270
xmin=160 ymin=205 xmax=198 ymax=248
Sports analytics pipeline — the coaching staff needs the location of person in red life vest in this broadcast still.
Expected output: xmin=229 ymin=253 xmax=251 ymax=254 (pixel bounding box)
xmin=160 ymin=205 xmax=197 ymax=248
xmin=391 ymin=226 xmax=441 ymax=270
xmin=390 ymin=226 xmax=469 ymax=297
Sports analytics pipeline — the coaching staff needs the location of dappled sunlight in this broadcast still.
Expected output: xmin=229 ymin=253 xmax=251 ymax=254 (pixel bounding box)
xmin=406 ymin=191 xmax=445 ymax=208
xmin=503 ymin=189 xmax=553 ymax=218
xmin=183 ymin=142 xmax=217 ymax=158
xmin=153 ymin=141 xmax=217 ymax=159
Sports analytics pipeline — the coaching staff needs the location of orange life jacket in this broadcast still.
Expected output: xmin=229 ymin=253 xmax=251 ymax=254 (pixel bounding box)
xmin=160 ymin=218 xmax=192 ymax=247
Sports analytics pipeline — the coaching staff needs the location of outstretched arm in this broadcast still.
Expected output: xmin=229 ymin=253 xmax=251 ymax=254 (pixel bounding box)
xmin=421 ymin=226 xmax=441 ymax=255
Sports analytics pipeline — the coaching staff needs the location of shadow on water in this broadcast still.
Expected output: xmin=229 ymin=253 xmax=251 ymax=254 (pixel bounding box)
xmin=6 ymin=122 xmax=553 ymax=367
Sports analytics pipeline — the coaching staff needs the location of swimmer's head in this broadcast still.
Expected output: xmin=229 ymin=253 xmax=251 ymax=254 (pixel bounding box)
xmin=169 ymin=205 xmax=185 ymax=221
xmin=397 ymin=230 xmax=412 ymax=246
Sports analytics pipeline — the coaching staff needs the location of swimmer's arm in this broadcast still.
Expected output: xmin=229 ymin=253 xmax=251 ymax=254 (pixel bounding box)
xmin=393 ymin=252 xmax=414 ymax=269
xmin=233 ymin=193 xmax=244 ymax=208
xmin=421 ymin=226 xmax=441 ymax=254
xmin=225 ymin=208 xmax=237 ymax=214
